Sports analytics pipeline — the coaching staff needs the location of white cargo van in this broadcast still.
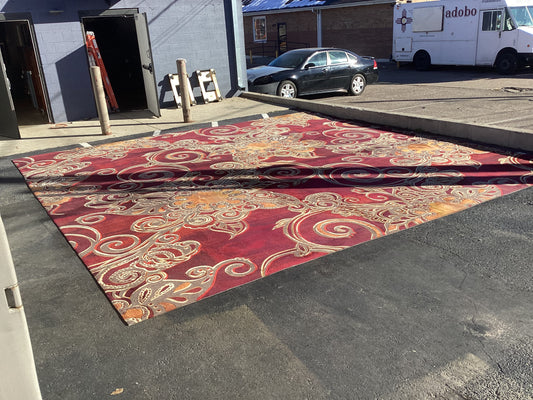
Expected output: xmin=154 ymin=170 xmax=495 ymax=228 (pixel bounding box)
xmin=392 ymin=0 xmax=533 ymax=74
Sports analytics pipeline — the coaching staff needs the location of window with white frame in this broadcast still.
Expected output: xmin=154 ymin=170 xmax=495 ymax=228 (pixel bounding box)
xmin=253 ymin=16 xmax=267 ymax=42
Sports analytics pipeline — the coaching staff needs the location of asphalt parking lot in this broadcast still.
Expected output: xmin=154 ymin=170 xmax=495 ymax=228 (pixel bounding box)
xmin=1 ymin=64 xmax=533 ymax=399
xmin=329 ymin=63 xmax=533 ymax=131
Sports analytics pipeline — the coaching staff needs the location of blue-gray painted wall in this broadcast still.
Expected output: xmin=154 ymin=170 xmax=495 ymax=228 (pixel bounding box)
xmin=0 ymin=0 xmax=246 ymax=122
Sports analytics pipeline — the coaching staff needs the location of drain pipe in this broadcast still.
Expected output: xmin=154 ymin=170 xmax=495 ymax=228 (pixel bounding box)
xmin=231 ymin=0 xmax=248 ymax=91
xmin=89 ymin=66 xmax=112 ymax=135
xmin=313 ymin=8 xmax=323 ymax=47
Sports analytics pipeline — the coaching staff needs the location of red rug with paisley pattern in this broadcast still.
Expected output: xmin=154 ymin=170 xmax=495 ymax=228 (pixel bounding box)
xmin=13 ymin=113 xmax=533 ymax=325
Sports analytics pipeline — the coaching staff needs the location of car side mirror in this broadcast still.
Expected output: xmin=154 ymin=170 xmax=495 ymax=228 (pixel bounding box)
xmin=304 ymin=63 xmax=315 ymax=70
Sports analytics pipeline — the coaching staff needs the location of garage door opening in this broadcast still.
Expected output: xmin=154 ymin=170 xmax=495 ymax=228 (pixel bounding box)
xmin=0 ymin=20 xmax=50 ymax=126
xmin=82 ymin=15 xmax=147 ymax=112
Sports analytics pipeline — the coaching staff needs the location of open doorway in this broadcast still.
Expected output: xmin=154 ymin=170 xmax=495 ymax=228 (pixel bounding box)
xmin=82 ymin=14 xmax=159 ymax=114
xmin=0 ymin=20 xmax=50 ymax=125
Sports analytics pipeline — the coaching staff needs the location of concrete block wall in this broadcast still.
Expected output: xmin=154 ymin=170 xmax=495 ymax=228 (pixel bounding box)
xmin=0 ymin=0 xmax=245 ymax=122
xmin=34 ymin=19 xmax=95 ymax=123
xmin=145 ymin=0 xmax=242 ymax=105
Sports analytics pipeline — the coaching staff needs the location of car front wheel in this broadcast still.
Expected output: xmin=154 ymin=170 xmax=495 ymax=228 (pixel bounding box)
xmin=349 ymin=74 xmax=366 ymax=96
xmin=495 ymin=52 xmax=518 ymax=75
xmin=277 ymin=80 xmax=297 ymax=98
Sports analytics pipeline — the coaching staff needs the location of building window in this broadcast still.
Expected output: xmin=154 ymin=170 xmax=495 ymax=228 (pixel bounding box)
xmin=253 ymin=16 xmax=267 ymax=42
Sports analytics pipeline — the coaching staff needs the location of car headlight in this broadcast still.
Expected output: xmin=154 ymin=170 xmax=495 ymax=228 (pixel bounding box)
xmin=253 ymin=75 xmax=273 ymax=85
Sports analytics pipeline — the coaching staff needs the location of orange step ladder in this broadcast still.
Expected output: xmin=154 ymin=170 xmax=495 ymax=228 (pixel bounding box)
xmin=85 ymin=31 xmax=119 ymax=112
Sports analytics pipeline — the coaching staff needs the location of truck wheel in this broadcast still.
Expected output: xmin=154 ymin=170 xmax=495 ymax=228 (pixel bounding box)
xmin=413 ymin=51 xmax=431 ymax=71
xmin=277 ymin=81 xmax=297 ymax=98
xmin=349 ymin=74 xmax=366 ymax=96
xmin=495 ymin=52 xmax=518 ymax=75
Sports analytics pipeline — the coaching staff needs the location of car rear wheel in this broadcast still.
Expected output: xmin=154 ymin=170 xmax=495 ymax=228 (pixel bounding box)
xmin=349 ymin=74 xmax=366 ymax=96
xmin=277 ymin=81 xmax=297 ymax=98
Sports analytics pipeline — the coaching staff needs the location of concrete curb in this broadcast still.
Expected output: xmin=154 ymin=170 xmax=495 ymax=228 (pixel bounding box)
xmin=241 ymin=92 xmax=533 ymax=153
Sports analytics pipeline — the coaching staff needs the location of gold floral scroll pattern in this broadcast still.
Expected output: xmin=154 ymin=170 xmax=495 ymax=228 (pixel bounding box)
xmin=13 ymin=113 xmax=533 ymax=325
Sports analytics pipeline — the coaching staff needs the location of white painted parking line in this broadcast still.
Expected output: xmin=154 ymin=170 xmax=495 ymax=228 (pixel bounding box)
xmin=153 ymin=130 xmax=161 ymax=137
xmin=489 ymin=115 xmax=532 ymax=125
xmin=211 ymin=121 xmax=219 ymax=127
xmin=387 ymin=104 xmax=440 ymax=112
xmin=262 ymin=113 xmax=270 ymax=119
xmin=80 ymin=142 xmax=92 ymax=148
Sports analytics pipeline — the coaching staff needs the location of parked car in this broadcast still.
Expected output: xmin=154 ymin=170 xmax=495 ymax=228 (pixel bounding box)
xmin=247 ymin=47 xmax=378 ymax=98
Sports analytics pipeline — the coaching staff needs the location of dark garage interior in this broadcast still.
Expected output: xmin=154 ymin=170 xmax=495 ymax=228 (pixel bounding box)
xmin=82 ymin=15 xmax=147 ymax=112
xmin=0 ymin=20 xmax=49 ymax=125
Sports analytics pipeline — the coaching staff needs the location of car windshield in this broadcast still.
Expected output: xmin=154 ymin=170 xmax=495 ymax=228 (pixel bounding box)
xmin=509 ymin=6 xmax=533 ymax=26
xmin=268 ymin=51 xmax=309 ymax=68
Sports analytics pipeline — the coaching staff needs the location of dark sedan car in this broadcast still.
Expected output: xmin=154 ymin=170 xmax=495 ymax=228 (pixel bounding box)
xmin=247 ymin=47 xmax=378 ymax=98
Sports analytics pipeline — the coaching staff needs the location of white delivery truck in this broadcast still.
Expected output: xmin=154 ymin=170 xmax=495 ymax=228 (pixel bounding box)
xmin=392 ymin=0 xmax=533 ymax=74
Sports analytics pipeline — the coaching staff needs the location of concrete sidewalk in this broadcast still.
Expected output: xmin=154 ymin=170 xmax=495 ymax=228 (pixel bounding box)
xmin=0 ymin=97 xmax=291 ymax=158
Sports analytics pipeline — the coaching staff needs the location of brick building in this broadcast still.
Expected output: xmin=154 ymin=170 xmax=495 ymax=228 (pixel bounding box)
xmin=243 ymin=0 xmax=395 ymax=62
xmin=0 ymin=0 xmax=246 ymax=138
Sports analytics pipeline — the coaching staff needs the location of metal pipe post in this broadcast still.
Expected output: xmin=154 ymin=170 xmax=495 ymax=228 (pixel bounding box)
xmin=176 ymin=59 xmax=192 ymax=123
xmin=89 ymin=66 xmax=112 ymax=135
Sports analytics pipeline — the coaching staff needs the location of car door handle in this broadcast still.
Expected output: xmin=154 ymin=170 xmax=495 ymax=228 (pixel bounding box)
xmin=322 ymin=68 xmax=328 ymax=73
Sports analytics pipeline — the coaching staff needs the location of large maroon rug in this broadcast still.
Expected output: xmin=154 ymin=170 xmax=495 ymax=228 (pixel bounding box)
xmin=13 ymin=113 xmax=533 ymax=325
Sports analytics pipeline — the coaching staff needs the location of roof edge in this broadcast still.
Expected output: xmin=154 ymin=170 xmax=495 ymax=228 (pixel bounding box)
xmin=243 ymin=0 xmax=395 ymax=15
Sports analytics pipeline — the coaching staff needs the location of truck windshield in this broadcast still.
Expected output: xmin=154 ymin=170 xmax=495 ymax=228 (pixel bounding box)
xmin=509 ymin=6 xmax=533 ymax=27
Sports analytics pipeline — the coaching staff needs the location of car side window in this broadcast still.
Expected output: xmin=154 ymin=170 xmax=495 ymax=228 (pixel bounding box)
xmin=306 ymin=52 xmax=327 ymax=67
xmin=328 ymin=51 xmax=348 ymax=65
xmin=347 ymin=53 xmax=358 ymax=64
